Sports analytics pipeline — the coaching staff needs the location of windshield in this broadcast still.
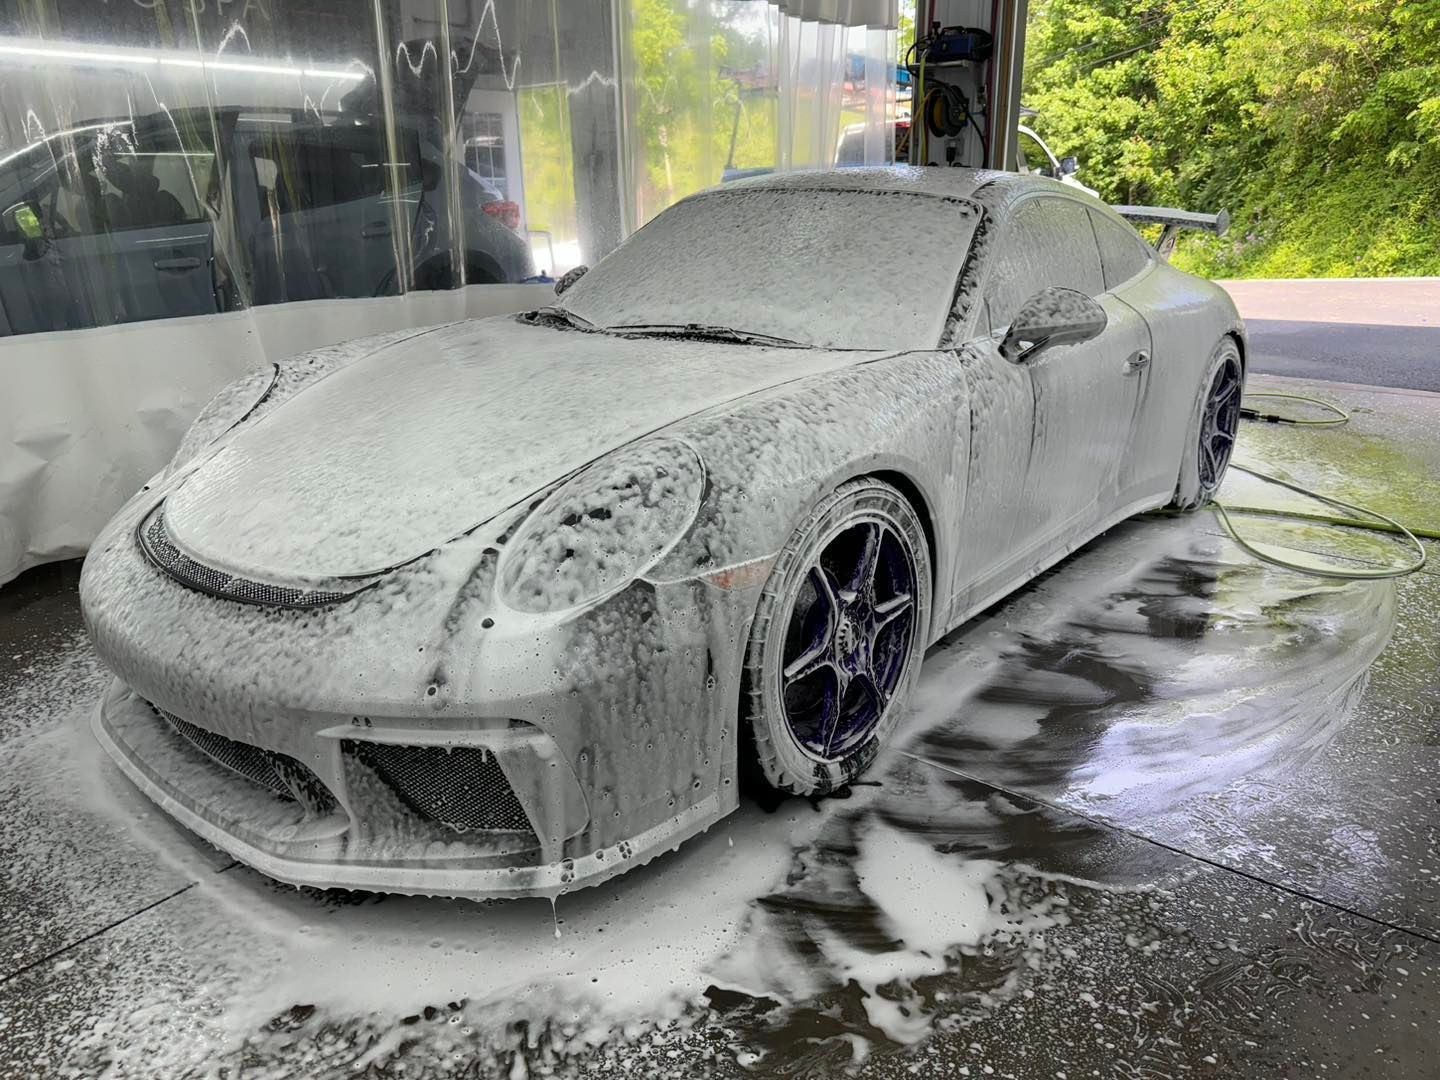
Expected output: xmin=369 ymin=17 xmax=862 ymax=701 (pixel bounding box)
xmin=557 ymin=187 xmax=980 ymax=350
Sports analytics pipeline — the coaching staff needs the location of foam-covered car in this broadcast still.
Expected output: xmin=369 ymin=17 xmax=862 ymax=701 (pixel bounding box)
xmin=81 ymin=167 xmax=1245 ymax=898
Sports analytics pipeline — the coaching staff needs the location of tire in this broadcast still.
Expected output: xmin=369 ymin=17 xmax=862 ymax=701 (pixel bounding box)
xmin=743 ymin=478 xmax=932 ymax=796
xmin=1170 ymin=337 xmax=1244 ymax=512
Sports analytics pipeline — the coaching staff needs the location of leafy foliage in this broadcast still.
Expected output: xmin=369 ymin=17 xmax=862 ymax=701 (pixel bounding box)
xmin=1023 ymin=0 xmax=1440 ymax=276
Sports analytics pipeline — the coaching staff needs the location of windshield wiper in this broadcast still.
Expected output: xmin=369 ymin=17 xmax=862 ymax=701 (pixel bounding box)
xmin=519 ymin=306 xmax=598 ymax=332
xmin=606 ymin=322 xmax=810 ymax=348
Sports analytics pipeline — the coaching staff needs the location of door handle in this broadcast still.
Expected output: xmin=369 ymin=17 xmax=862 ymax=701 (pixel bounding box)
xmin=361 ymin=221 xmax=391 ymax=239
xmin=1124 ymin=349 xmax=1151 ymax=373
xmin=153 ymin=256 xmax=203 ymax=272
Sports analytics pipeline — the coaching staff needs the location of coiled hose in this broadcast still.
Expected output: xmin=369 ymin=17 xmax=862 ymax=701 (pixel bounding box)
xmin=1207 ymin=391 xmax=1428 ymax=579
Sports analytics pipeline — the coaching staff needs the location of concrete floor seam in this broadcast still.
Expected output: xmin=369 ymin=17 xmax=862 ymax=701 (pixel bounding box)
xmin=0 ymin=881 xmax=198 ymax=988
xmin=896 ymin=748 xmax=1440 ymax=950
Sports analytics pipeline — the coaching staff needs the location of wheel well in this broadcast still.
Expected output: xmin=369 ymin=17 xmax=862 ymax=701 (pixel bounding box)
xmin=1227 ymin=329 xmax=1247 ymax=377
xmin=412 ymin=251 xmax=506 ymax=289
xmin=870 ymin=469 xmax=939 ymax=622
xmin=463 ymin=251 xmax=504 ymax=284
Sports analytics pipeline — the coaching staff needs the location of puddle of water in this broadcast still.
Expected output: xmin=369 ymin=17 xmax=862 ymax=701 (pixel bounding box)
xmin=907 ymin=531 xmax=1394 ymax=825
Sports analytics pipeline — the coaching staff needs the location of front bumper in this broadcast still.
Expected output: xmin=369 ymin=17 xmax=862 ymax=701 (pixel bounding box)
xmin=81 ymin=491 xmax=759 ymax=899
xmin=93 ymin=681 xmax=725 ymax=898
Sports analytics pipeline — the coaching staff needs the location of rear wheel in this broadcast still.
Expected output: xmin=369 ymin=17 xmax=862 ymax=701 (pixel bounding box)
xmin=1170 ymin=338 xmax=1243 ymax=511
xmin=743 ymin=478 xmax=931 ymax=796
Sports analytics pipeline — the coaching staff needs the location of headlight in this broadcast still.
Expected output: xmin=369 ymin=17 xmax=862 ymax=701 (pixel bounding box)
xmin=166 ymin=365 xmax=277 ymax=476
xmin=499 ymin=439 xmax=705 ymax=613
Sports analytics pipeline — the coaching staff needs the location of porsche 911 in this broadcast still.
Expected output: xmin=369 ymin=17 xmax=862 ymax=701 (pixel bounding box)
xmin=81 ymin=167 xmax=1244 ymax=898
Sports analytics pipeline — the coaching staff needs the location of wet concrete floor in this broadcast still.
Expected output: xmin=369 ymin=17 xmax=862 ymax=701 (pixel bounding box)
xmin=1 ymin=375 xmax=1437 ymax=1078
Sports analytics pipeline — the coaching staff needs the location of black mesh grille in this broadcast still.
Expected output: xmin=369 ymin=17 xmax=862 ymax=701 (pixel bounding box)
xmin=345 ymin=741 xmax=534 ymax=835
xmin=139 ymin=508 xmax=355 ymax=609
xmin=154 ymin=705 xmax=336 ymax=814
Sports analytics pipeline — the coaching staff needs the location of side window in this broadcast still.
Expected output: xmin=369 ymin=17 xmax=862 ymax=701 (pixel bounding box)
xmin=2 ymin=153 xmax=82 ymax=241
xmin=68 ymin=129 xmax=211 ymax=235
xmin=984 ymin=197 xmax=1104 ymax=328
xmin=1090 ymin=210 xmax=1151 ymax=290
xmin=463 ymin=112 xmax=509 ymax=197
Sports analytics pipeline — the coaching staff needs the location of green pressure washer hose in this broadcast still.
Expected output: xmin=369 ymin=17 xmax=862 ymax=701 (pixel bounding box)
xmin=1239 ymin=390 xmax=1351 ymax=427
xmin=1207 ymin=392 xmax=1429 ymax=579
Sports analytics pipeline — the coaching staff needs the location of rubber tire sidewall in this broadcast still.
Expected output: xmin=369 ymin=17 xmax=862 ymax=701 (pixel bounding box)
xmin=1170 ymin=337 xmax=1244 ymax=512
xmin=743 ymin=478 xmax=932 ymax=796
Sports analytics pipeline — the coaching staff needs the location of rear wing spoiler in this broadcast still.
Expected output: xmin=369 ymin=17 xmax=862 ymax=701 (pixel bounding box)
xmin=1113 ymin=205 xmax=1230 ymax=260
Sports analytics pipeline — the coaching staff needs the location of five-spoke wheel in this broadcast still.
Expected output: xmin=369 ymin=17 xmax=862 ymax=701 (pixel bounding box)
xmin=1198 ymin=351 xmax=1242 ymax=493
xmin=745 ymin=478 xmax=931 ymax=795
xmin=1171 ymin=337 xmax=1244 ymax=511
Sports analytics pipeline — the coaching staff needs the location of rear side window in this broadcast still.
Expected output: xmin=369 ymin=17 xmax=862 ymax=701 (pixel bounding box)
xmin=249 ymin=128 xmax=387 ymax=216
xmin=1090 ymin=210 xmax=1150 ymax=290
xmin=984 ymin=196 xmax=1104 ymax=328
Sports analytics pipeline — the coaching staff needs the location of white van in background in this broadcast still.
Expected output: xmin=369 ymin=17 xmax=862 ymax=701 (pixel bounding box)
xmin=1016 ymin=109 xmax=1099 ymax=197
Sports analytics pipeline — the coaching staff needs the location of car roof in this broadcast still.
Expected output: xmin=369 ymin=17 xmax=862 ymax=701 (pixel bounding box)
xmin=707 ymin=165 xmax=1024 ymax=203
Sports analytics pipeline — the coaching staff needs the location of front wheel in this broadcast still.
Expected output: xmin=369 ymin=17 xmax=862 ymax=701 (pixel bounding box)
xmin=1170 ymin=337 xmax=1243 ymax=512
xmin=743 ymin=478 xmax=932 ymax=796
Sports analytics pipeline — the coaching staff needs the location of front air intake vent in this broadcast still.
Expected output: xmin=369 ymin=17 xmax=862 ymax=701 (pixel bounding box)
xmin=344 ymin=740 xmax=535 ymax=837
xmin=138 ymin=506 xmax=358 ymax=609
xmin=154 ymin=704 xmax=336 ymax=815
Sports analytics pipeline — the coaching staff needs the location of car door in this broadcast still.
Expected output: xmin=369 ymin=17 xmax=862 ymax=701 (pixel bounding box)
xmin=70 ymin=126 xmax=220 ymax=324
xmin=245 ymin=123 xmax=400 ymax=302
xmin=0 ymin=150 xmax=84 ymax=334
xmin=0 ymin=128 xmax=219 ymax=333
xmin=949 ymin=311 xmax=1038 ymax=617
xmin=1088 ymin=207 xmax=1180 ymax=504
xmin=983 ymin=194 xmax=1145 ymax=559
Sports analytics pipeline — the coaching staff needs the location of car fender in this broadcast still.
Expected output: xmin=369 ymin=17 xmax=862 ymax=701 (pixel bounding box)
xmin=648 ymin=348 xmax=967 ymax=638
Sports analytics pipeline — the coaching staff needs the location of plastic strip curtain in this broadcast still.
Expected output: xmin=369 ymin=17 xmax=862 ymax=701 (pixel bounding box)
xmin=617 ymin=0 xmax=897 ymax=228
xmin=0 ymin=0 xmax=610 ymax=584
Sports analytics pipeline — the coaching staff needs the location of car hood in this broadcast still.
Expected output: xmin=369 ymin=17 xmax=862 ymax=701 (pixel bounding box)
xmin=164 ymin=316 xmax=885 ymax=581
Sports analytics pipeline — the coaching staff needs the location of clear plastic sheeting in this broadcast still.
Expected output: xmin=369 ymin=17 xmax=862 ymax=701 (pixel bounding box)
xmin=0 ymin=0 xmax=610 ymax=335
xmin=617 ymin=0 xmax=896 ymax=225
xmin=0 ymin=0 xmax=896 ymax=586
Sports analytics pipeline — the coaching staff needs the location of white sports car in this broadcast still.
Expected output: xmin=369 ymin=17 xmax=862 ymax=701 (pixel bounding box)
xmin=80 ymin=167 xmax=1243 ymax=898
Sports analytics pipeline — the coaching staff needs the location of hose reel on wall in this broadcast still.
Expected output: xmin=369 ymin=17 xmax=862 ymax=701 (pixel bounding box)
xmin=921 ymin=82 xmax=972 ymax=140
xmin=908 ymin=23 xmax=992 ymax=166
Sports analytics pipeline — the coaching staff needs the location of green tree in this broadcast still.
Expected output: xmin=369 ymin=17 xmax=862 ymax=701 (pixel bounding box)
xmin=1023 ymin=0 xmax=1440 ymax=277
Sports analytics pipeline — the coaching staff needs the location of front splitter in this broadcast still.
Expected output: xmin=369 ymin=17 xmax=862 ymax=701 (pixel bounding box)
xmin=91 ymin=680 xmax=730 ymax=900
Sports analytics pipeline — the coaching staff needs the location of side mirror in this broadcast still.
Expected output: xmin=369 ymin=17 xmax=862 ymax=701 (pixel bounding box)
xmin=3 ymin=202 xmax=47 ymax=259
xmin=1059 ymin=155 xmax=1079 ymax=176
xmin=553 ymin=264 xmax=588 ymax=296
xmin=1000 ymin=287 xmax=1107 ymax=363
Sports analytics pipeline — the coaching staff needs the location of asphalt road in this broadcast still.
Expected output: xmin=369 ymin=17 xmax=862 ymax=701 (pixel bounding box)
xmin=1220 ymin=277 xmax=1440 ymax=392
